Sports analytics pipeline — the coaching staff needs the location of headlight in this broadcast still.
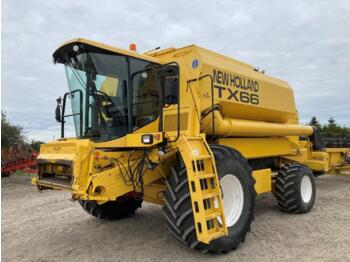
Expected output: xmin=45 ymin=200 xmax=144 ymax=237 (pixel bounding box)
xmin=141 ymin=134 xmax=153 ymax=144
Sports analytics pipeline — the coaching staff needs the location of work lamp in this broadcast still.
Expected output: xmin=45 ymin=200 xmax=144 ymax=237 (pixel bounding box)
xmin=141 ymin=134 xmax=153 ymax=144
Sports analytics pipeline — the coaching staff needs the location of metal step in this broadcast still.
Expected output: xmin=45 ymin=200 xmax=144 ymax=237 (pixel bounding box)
xmin=205 ymin=211 xmax=222 ymax=220
xmin=208 ymin=231 xmax=226 ymax=242
xmin=199 ymin=173 xmax=216 ymax=179
xmin=177 ymin=135 xmax=227 ymax=244
xmin=202 ymin=192 xmax=219 ymax=200
xmin=194 ymin=154 xmax=212 ymax=160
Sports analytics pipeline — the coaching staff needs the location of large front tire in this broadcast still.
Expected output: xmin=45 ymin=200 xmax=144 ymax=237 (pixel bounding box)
xmin=163 ymin=145 xmax=256 ymax=253
xmin=79 ymin=198 xmax=142 ymax=220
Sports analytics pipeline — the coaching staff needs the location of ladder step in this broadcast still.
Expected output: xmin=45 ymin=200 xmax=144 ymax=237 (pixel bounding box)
xmin=202 ymin=192 xmax=219 ymax=199
xmin=199 ymin=173 xmax=216 ymax=179
xmin=206 ymin=211 xmax=221 ymax=220
xmin=208 ymin=231 xmax=226 ymax=242
xmin=193 ymin=154 xmax=212 ymax=160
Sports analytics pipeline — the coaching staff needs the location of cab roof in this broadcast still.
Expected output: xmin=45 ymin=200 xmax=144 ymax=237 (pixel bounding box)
xmin=52 ymin=38 xmax=161 ymax=64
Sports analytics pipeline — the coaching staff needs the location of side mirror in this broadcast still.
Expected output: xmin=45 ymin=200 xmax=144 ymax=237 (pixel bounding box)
xmin=164 ymin=76 xmax=179 ymax=105
xmin=55 ymin=97 xmax=62 ymax=122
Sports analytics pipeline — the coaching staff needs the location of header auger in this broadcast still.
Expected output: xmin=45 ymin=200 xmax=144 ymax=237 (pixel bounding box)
xmin=32 ymin=38 xmax=350 ymax=253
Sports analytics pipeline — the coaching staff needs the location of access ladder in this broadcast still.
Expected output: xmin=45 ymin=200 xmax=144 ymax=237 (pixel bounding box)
xmin=177 ymin=135 xmax=228 ymax=244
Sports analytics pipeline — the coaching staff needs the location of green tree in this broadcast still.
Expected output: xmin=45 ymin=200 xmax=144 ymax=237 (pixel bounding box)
xmin=308 ymin=116 xmax=321 ymax=129
xmin=30 ymin=140 xmax=44 ymax=152
xmin=327 ymin=117 xmax=337 ymax=130
xmin=1 ymin=111 xmax=26 ymax=149
xmin=340 ymin=126 xmax=350 ymax=136
xmin=321 ymin=117 xmax=344 ymax=134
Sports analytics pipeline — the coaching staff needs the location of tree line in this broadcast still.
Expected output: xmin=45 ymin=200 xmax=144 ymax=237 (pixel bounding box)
xmin=308 ymin=116 xmax=350 ymax=136
xmin=1 ymin=111 xmax=43 ymax=151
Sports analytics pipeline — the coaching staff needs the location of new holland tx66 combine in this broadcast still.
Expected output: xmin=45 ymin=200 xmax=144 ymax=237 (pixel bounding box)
xmin=33 ymin=38 xmax=350 ymax=253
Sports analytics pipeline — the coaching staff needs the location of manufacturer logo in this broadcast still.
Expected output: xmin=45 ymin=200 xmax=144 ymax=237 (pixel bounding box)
xmin=192 ymin=59 xmax=199 ymax=69
xmin=212 ymin=69 xmax=260 ymax=105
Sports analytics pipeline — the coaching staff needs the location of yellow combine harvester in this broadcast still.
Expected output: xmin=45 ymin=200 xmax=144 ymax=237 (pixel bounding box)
xmin=33 ymin=38 xmax=350 ymax=253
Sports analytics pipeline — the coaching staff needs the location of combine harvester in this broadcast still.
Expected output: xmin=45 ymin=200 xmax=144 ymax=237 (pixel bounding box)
xmin=32 ymin=39 xmax=350 ymax=253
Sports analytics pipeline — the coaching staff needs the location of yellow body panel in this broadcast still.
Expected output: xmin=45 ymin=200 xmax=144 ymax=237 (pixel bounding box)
xmin=252 ymin=169 xmax=272 ymax=194
xmin=217 ymin=137 xmax=294 ymax=159
xmin=143 ymin=181 xmax=166 ymax=205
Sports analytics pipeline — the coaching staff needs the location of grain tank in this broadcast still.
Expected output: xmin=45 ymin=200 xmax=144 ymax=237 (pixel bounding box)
xmin=149 ymin=45 xmax=313 ymax=138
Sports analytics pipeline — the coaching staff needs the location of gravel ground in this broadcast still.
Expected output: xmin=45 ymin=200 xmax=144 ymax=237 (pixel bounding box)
xmin=2 ymin=173 xmax=350 ymax=262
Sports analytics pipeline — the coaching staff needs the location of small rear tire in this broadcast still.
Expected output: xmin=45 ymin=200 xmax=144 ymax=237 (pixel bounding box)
xmin=275 ymin=163 xmax=316 ymax=213
xmin=79 ymin=198 xmax=142 ymax=220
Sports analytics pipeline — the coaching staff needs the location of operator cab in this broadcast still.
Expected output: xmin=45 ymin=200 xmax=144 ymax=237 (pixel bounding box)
xmin=53 ymin=39 xmax=179 ymax=142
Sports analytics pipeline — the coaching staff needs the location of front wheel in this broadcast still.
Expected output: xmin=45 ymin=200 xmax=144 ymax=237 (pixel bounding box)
xmin=163 ymin=145 xmax=256 ymax=253
xmin=79 ymin=197 xmax=142 ymax=220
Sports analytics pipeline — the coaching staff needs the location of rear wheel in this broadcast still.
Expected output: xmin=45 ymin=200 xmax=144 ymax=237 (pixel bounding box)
xmin=79 ymin=197 xmax=142 ymax=220
xmin=163 ymin=145 xmax=256 ymax=253
xmin=275 ymin=163 xmax=316 ymax=213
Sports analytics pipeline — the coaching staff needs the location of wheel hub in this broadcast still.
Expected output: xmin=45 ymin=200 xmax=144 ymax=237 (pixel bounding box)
xmin=300 ymin=175 xmax=312 ymax=203
xmin=220 ymin=174 xmax=244 ymax=227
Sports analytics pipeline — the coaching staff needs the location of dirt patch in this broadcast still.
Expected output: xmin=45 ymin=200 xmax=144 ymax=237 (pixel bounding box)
xmin=2 ymin=173 xmax=350 ymax=262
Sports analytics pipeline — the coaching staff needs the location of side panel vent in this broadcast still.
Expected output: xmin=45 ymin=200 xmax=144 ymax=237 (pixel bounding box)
xmin=164 ymin=112 xmax=189 ymax=132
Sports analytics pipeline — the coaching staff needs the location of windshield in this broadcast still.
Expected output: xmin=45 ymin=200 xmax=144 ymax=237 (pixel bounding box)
xmin=64 ymin=52 xmax=159 ymax=141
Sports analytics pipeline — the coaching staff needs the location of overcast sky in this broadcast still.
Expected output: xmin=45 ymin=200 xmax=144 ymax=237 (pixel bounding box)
xmin=2 ymin=0 xmax=350 ymax=141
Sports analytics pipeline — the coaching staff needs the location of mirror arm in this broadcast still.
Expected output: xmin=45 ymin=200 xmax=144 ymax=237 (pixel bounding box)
xmin=61 ymin=92 xmax=70 ymax=138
